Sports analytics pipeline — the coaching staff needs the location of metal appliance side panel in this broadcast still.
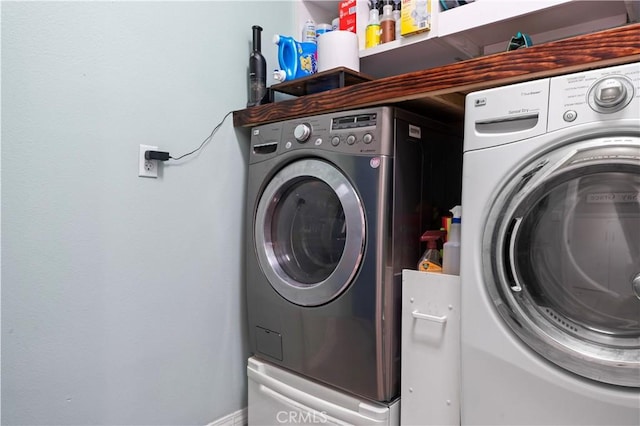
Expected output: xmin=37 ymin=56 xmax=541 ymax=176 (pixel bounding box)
xmin=382 ymin=110 xmax=429 ymax=400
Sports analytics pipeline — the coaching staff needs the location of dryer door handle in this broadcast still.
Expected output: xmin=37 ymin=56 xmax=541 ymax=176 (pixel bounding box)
xmin=507 ymin=217 xmax=524 ymax=292
xmin=412 ymin=310 xmax=447 ymax=324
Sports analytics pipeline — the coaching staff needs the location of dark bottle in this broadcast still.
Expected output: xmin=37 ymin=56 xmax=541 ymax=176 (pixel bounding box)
xmin=247 ymin=25 xmax=267 ymax=107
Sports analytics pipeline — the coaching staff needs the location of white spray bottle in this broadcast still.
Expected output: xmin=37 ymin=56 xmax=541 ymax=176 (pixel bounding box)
xmin=443 ymin=205 xmax=462 ymax=275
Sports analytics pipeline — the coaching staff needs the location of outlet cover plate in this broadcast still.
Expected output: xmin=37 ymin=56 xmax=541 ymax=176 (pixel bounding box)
xmin=139 ymin=144 xmax=158 ymax=178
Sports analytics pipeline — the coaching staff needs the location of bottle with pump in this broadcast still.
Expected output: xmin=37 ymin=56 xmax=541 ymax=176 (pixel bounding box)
xmin=380 ymin=4 xmax=396 ymax=43
xmin=302 ymin=19 xmax=316 ymax=43
xmin=365 ymin=8 xmax=381 ymax=48
xmin=393 ymin=0 xmax=401 ymax=40
xmin=247 ymin=25 xmax=267 ymax=107
xmin=442 ymin=206 xmax=462 ymax=275
xmin=418 ymin=230 xmax=446 ymax=272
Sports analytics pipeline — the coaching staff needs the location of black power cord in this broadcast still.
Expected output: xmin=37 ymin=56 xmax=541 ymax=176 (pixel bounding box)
xmin=144 ymin=111 xmax=232 ymax=162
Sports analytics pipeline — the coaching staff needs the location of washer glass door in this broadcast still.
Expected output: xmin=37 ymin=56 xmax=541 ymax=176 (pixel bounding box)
xmin=255 ymin=159 xmax=366 ymax=306
xmin=484 ymin=139 xmax=640 ymax=387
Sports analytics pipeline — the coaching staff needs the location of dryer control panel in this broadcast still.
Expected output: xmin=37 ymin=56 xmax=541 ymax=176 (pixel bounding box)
xmin=548 ymin=61 xmax=640 ymax=131
xmin=465 ymin=62 xmax=640 ymax=152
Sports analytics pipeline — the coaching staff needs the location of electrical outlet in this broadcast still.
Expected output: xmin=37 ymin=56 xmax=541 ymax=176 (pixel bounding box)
xmin=139 ymin=144 xmax=158 ymax=178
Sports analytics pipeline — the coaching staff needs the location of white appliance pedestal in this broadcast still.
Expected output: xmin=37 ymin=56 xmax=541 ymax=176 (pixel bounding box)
xmin=247 ymin=357 xmax=400 ymax=426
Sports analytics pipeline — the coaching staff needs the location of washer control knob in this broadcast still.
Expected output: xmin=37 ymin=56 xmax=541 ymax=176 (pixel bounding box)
xmin=330 ymin=136 xmax=340 ymax=146
xmin=593 ymin=78 xmax=626 ymax=108
xmin=363 ymin=133 xmax=373 ymax=144
xmin=294 ymin=124 xmax=311 ymax=142
xmin=346 ymin=135 xmax=356 ymax=145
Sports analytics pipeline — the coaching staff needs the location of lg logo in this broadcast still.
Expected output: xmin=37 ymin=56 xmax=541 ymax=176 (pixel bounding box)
xmin=276 ymin=410 xmax=328 ymax=424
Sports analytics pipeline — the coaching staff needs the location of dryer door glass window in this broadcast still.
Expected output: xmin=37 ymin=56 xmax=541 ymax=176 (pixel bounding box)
xmin=484 ymin=140 xmax=640 ymax=387
xmin=513 ymin=171 xmax=640 ymax=338
xmin=255 ymin=159 xmax=366 ymax=307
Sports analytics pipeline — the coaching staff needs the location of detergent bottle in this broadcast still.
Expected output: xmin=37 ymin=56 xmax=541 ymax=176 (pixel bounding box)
xmin=418 ymin=230 xmax=446 ymax=272
xmin=365 ymin=8 xmax=381 ymax=48
xmin=273 ymin=34 xmax=317 ymax=82
xmin=442 ymin=205 xmax=461 ymax=275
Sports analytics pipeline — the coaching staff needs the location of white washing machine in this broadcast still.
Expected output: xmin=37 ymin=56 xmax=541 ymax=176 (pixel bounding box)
xmin=461 ymin=62 xmax=640 ymax=425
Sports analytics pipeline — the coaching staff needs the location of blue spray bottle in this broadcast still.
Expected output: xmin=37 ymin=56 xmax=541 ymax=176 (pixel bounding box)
xmin=272 ymin=35 xmax=317 ymax=82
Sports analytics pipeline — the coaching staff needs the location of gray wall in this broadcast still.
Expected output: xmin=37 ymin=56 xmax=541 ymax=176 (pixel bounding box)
xmin=1 ymin=2 xmax=292 ymax=424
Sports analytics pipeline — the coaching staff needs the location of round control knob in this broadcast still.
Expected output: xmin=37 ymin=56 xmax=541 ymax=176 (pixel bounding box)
xmin=330 ymin=136 xmax=340 ymax=146
xmin=346 ymin=135 xmax=356 ymax=145
xmin=363 ymin=133 xmax=373 ymax=144
xmin=293 ymin=123 xmax=311 ymax=142
xmin=593 ymin=78 xmax=626 ymax=108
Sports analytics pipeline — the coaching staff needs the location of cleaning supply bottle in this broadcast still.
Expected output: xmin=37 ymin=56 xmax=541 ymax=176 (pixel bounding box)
xmin=247 ymin=25 xmax=267 ymax=107
xmin=393 ymin=0 xmax=401 ymax=40
xmin=273 ymin=34 xmax=317 ymax=81
xmin=418 ymin=230 xmax=445 ymax=272
xmin=380 ymin=4 xmax=396 ymax=43
xmin=442 ymin=206 xmax=461 ymax=275
xmin=365 ymin=8 xmax=381 ymax=48
xmin=301 ymin=19 xmax=316 ymax=43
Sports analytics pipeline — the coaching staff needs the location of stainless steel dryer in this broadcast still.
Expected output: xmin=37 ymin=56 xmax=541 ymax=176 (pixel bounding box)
xmin=245 ymin=107 xmax=442 ymax=402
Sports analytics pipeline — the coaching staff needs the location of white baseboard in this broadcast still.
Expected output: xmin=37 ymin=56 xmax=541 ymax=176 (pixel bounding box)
xmin=207 ymin=408 xmax=247 ymax=426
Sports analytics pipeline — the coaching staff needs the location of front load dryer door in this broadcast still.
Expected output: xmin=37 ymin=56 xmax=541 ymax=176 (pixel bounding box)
xmin=483 ymin=137 xmax=640 ymax=387
xmin=254 ymin=159 xmax=365 ymax=307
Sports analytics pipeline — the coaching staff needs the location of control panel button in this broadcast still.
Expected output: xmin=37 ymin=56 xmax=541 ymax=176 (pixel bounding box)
xmin=346 ymin=135 xmax=356 ymax=145
xmin=331 ymin=136 xmax=340 ymax=146
xmin=293 ymin=123 xmax=311 ymax=142
xmin=285 ymin=141 xmax=292 ymax=149
xmin=314 ymin=138 xmax=322 ymax=146
xmin=363 ymin=133 xmax=373 ymax=144
xmin=563 ymin=110 xmax=577 ymax=122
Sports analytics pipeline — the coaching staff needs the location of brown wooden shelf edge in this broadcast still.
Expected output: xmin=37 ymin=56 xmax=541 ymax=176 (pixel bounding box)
xmin=233 ymin=23 xmax=640 ymax=128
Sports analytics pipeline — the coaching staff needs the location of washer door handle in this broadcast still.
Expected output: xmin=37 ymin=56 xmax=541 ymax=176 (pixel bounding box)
xmin=412 ymin=310 xmax=447 ymax=324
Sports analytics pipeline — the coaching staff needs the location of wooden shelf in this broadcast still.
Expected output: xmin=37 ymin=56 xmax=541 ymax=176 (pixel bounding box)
xmin=233 ymin=23 xmax=640 ymax=128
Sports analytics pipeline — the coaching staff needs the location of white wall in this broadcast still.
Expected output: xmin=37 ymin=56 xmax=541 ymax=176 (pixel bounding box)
xmin=1 ymin=1 xmax=292 ymax=424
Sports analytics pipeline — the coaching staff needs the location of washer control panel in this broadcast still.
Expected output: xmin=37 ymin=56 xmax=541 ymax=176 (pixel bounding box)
xmin=329 ymin=111 xmax=377 ymax=147
xmin=282 ymin=108 xmax=396 ymax=156
xmin=249 ymin=107 xmax=400 ymax=163
xmin=548 ymin=62 xmax=639 ymax=131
